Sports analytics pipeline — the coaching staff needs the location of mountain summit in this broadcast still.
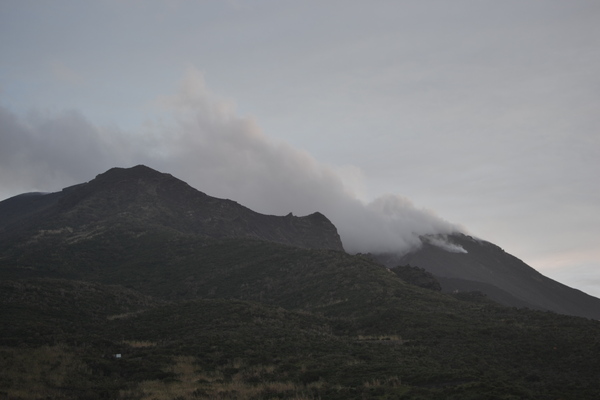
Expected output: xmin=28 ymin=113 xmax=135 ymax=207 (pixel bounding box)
xmin=0 ymin=165 xmax=344 ymax=251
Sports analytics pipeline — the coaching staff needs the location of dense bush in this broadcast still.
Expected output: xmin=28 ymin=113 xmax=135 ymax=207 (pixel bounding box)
xmin=2 ymin=236 xmax=600 ymax=398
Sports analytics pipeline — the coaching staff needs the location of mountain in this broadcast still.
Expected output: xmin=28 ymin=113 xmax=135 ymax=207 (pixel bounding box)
xmin=2 ymin=165 xmax=600 ymax=399
xmin=375 ymin=233 xmax=600 ymax=320
xmin=0 ymin=165 xmax=344 ymax=252
xmin=2 ymin=165 xmax=598 ymax=318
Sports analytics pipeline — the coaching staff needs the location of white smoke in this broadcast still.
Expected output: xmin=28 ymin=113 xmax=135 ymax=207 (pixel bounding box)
xmin=0 ymin=68 xmax=463 ymax=255
xmin=423 ymin=235 xmax=468 ymax=254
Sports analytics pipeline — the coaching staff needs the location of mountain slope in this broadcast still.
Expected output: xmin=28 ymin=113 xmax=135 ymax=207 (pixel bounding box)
xmin=378 ymin=233 xmax=600 ymax=320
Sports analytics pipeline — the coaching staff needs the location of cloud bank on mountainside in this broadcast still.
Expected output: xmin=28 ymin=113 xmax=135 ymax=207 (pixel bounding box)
xmin=0 ymin=68 xmax=462 ymax=254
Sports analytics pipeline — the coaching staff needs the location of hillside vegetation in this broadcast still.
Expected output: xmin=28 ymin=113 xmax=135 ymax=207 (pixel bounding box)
xmin=2 ymin=233 xmax=600 ymax=399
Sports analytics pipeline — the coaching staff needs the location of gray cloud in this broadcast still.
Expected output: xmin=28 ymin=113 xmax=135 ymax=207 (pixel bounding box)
xmin=0 ymin=105 xmax=121 ymax=193
xmin=0 ymin=69 xmax=462 ymax=254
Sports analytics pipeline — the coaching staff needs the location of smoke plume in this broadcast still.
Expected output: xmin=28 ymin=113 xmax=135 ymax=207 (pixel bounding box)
xmin=0 ymin=68 xmax=463 ymax=255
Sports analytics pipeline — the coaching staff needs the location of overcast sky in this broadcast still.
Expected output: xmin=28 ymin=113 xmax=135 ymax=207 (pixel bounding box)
xmin=1 ymin=1 xmax=599 ymax=297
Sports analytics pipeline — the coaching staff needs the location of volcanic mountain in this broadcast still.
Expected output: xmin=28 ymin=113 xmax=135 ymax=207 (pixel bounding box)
xmin=2 ymin=165 xmax=600 ymax=398
xmin=1 ymin=165 xmax=599 ymax=319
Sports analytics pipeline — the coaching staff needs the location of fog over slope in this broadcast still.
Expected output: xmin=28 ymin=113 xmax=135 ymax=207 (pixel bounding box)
xmin=0 ymin=68 xmax=462 ymax=254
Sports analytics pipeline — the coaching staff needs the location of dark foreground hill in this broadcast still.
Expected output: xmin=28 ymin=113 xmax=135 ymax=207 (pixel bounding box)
xmin=2 ymin=238 xmax=600 ymax=399
xmin=1 ymin=166 xmax=600 ymax=399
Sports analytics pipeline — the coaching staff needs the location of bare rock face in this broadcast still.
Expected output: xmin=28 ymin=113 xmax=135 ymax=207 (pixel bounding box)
xmin=0 ymin=165 xmax=344 ymax=252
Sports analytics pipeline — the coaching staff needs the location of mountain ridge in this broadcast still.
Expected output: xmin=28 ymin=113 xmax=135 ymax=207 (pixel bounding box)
xmin=0 ymin=165 xmax=344 ymax=252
